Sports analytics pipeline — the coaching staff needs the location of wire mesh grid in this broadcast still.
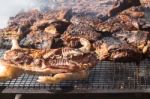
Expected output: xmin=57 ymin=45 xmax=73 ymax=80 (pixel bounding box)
xmin=0 ymin=49 xmax=150 ymax=93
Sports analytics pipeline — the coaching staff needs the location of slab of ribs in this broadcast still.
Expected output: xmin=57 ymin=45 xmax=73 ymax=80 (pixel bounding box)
xmin=0 ymin=0 xmax=150 ymax=84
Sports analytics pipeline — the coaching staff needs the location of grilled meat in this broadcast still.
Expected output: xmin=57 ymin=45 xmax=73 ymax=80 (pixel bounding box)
xmin=110 ymin=7 xmax=150 ymax=54
xmin=19 ymin=30 xmax=54 ymax=49
xmin=95 ymin=14 xmax=138 ymax=33
xmin=97 ymin=6 xmax=150 ymax=37
xmin=70 ymin=14 xmax=103 ymax=31
xmin=61 ymin=23 xmax=101 ymax=48
xmin=118 ymin=6 xmax=150 ymax=31
xmin=29 ymin=8 xmax=72 ymax=31
xmin=113 ymin=30 xmax=150 ymax=53
xmin=93 ymin=37 xmax=142 ymax=62
xmin=109 ymin=0 xmax=141 ymax=16
xmin=106 ymin=6 xmax=150 ymax=53
xmin=0 ymin=38 xmax=98 ymax=84
xmin=109 ymin=0 xmax=150 ymax=16
xmin=8 ymin=9 xmax=42 ymax=30
xmin=43 ymin=8 xmax=73 ymax=21
xmin=3 ymin=10 xmax=42 ymax=41
xmin=3 ymin=48 xmax=96 ymax=73
xmin=20 ymin=20 xmax=70 ymax=49
xmin=31 ymin=15 xmax=71 ymax=32
xmin=0 ymin=9 xmax=71 ymax=49
xmin=0 ymin=60 xmax=23 ymax=81
xmin=44 ymin=20 xmax=71 ymax=34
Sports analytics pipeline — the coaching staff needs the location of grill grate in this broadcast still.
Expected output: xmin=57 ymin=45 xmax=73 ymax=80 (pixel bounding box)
xmin=0 ymin=49 xmax=150 ymax=93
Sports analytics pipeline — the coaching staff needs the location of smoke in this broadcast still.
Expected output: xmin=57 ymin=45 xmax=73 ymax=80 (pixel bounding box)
xmin=0 ymin=0 xmax=44 ymax=29
xmin=0 ymin=0 xmax=113 ymax=29
xmin=0 ymin=0 xmax=76 ymax=29
xmin=0 ymin=0 xmax=73 ymax=29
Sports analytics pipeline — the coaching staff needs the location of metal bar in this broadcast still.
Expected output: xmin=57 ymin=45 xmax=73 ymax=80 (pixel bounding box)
xmin=1 ymin=88 xmax=150 ymax=94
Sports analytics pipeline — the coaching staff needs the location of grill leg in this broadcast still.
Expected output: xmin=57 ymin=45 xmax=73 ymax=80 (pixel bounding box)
xmin=15 ymin=94 xmax=22 ymax=99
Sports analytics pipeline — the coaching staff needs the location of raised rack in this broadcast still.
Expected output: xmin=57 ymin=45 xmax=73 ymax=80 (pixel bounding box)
xmin=0 ymin=49 xmax=150 ymax=93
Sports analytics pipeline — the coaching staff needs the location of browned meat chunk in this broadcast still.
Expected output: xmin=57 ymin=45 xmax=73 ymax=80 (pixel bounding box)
xmin=0 ymin=38 xmax=98 ymax=84
xmin=0 ymin=9 xmax=71 ymax=49
xmin=109 ymin=0 xmax=150 ymax=16
xmin=97 ymin=6 xmax=150 ymax=36
xmin=20 ymin=30 xmax=54 ymax=49
xmin=20 ymin=20 xmax=70 ymax=49
xmin=114 ymin=31 xmax=149 ymax=50
xmin=118 ymin=6 xmax=150 ymax=31
xmin=61 ymin=23 xmax=101 ymax=48
xmin=3 ymin=47 xmax=97 ymax=72
xmin=110 ymin=7 xmax=150 ymax=54
xmin=93 ymin=37 xmax=142 ymax=62
xmin=70 ymin=14 xmax=103 ymax=31
xmin=98 ymin=13 xmax=141 ymax=33
xmin=43 ymin=8 xmax=73 ymax=21
xmin=8 ymin=9 xmax=42 ymax=29
xmin=109 ymin=0 xmax=141 ymax=16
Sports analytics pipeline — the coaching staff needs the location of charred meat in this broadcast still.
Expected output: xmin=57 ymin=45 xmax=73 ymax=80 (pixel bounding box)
xmin=98 ymin=13 xmax=141 ymax=33
xmin=109 ymin=0 xmax=141 ymax=16
xmin=61 ymin=23 xmax=101 ymax=48
xmin=70 ymin=14 xmax=103 ymax=31
xmin=0 ymin=38 xmax=98 ymax=84
xmin=19 ymin=30 xmax=54 ymax=49
xmin=118 ymin=6 xmax=150 ymax=31
xmin=0 ymin=9 xmax=71 ymax=49
xmin=109 ymin=0 xmax=150 ymax=16
xmin=113 ymin=30 xmax=150 ymax=53
xmin=20 ymin=20 xmax=70 ymax=49
xmin=8 ymin=9 xmax=42 ymax=30
xmin=93 ymin=37 xmax=142 ymax=62
xmin=43 ymin=8 xmax=73 ymax=21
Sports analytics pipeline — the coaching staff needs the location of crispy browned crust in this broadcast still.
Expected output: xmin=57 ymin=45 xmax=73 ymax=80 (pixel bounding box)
xmin=37 ymin=70 xmax=89 ymax=84
xmin=61 ymin=23 xmax=101 ymax=48
xmin=70 ymin=14 xmax=102 ymax=30
xmin=0 ymin=59 xmax=89 ymax=84
xmin=93 ymin=37 xmax=142 ymax=62
xmin=3 ymin=47 xmax=98 ymax=74
xmin=108 ymin=0 xmax=141 ymax=16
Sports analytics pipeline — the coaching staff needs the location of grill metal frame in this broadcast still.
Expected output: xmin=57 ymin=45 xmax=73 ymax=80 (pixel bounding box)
xmin=0 ymin=0 xmax=149 ymax=94
xmin=0 ymin=49 xmax=150 ymax=93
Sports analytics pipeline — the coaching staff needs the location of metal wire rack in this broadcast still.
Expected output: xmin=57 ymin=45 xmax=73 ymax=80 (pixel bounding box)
xmin=0 ymin=49 xmax=150 ymax=93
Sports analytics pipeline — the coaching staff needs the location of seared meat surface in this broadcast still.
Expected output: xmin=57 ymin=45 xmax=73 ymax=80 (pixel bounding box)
xmin=109 ymin=0 xmax=141 ymax=16
xmin=20 ymin=30 xmax=54 ymax=49
xmin=43 ymin=8 xmax=73 ymax=21
xmin=70 ymin=14 xmax=103 ymax=31
xmin=61 ymin=23 xmax=101 ymax=48
xmin=113 ymin=30 xmax=150 ymax=53
xmin=1 ymin=0 xmax=150 ymax=84
xmin=109 ymin=7 xmax=150 ymax=55
xmin=118 ymin=6 xmax=150 ymax=31
xmin=93 ymin=37 xmax=142 ymax=62
xmin=3 ymin=48 xmax=97 ymax=73
xmin=20 ymin=20 xmax=70 ymax=49
xmin=0 ymin=9 xmax=71 ymax=49
xmin=98 ymin=6 xmax=147 ymax=33
xmin=97 ymin=15 xmax=138 ymax=33
xmin=0 ymin=38 xmax=98 ymax=84
xmin=8 ymin=9 xmax=42 ymax=31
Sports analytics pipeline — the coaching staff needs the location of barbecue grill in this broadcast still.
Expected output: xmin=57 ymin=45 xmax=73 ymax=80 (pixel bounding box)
xmin=0 ymin=49 xmax=150 ymax=94
xmin=0 ymin=2 xmax=150 ymax=99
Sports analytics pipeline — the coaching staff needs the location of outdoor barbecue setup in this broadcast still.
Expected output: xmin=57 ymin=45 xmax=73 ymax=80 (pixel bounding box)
xmin=0 ymin=0 xmax=150 ymax=95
